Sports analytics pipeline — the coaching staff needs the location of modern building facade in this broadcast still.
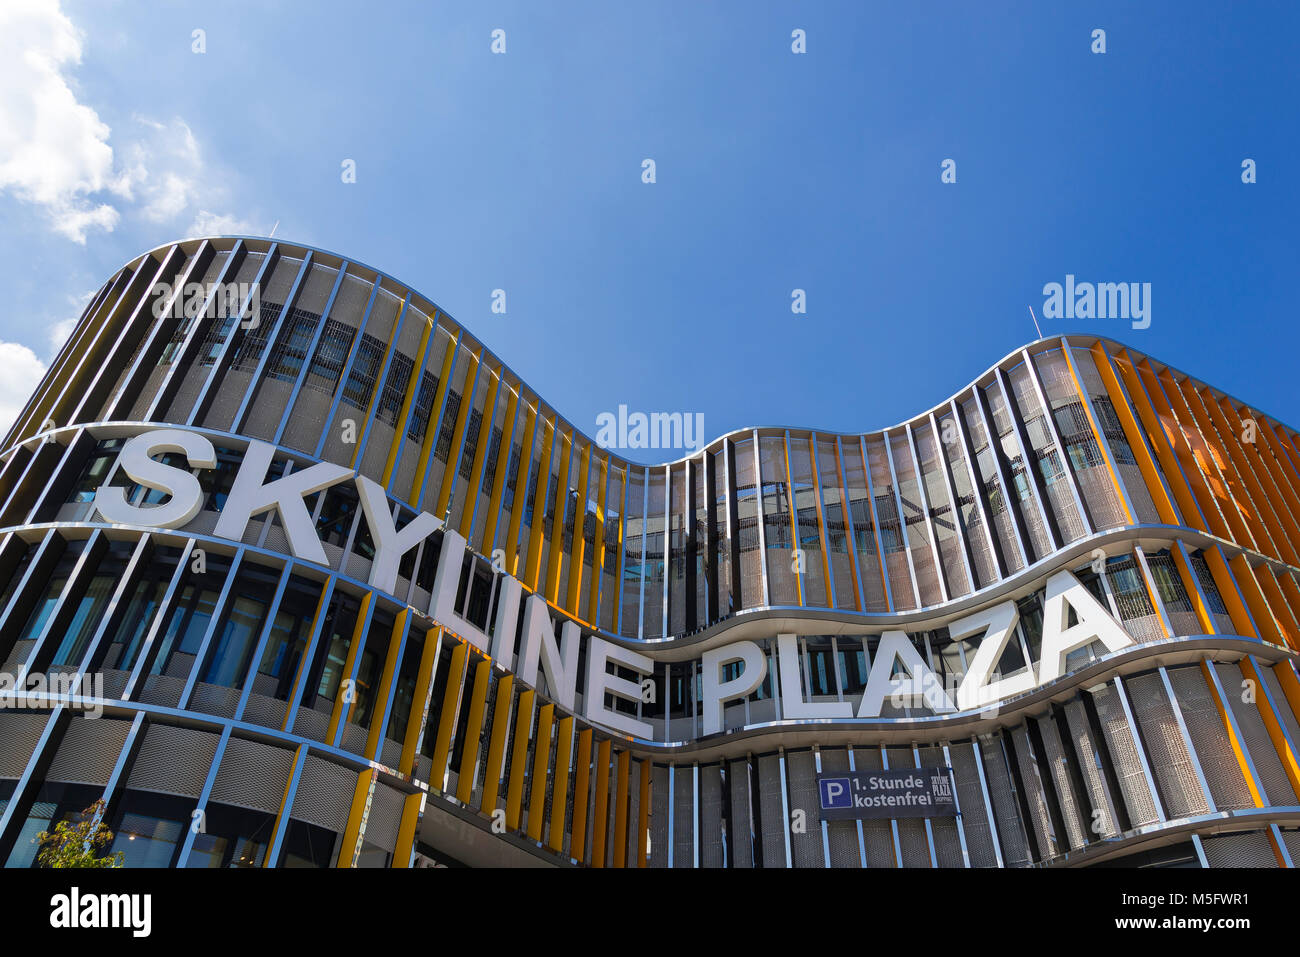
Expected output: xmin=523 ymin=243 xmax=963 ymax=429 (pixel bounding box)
xmin=1 ymin=235 xmax=1300 ymax=868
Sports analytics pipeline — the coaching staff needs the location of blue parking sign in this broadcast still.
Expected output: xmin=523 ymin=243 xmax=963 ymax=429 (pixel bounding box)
xmin=819 ymin=777 xmax=852 ymax=810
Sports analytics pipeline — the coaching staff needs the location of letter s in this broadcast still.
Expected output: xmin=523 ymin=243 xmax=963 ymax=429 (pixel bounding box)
xmin=94 ymin=429 xmax=217 ymax=529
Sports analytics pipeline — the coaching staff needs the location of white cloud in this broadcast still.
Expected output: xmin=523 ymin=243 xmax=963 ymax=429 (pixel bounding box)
xmin=48 ymin=287 xmax=96 ymax=356
xmin=190 ymin=209 xmax=260 ymax=237
xmin=0 ymin=287 xmax=98 ymax=435
xmin=0 ymin=1 xmax=254 ymax=242
xmin=0 ymin=0 xmax=126 ymax=241
xmin=0 ymin=340 xmax=50 ymax=437
xmin=48 ymin=317 xmax=78 ymax=352
xmin=117 ymin=115 xmax=203 ymax=222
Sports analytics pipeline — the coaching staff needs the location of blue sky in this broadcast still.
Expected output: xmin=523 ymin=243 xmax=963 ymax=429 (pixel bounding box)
xmin=1 ymin=0 xmax=1296 ymax=453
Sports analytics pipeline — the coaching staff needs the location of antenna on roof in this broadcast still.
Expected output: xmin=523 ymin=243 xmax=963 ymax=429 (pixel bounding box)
xmin=269 ymin=220 xmax=280 ymax=238
xmin=1028 ymin=305 xmax=1043 ymax=339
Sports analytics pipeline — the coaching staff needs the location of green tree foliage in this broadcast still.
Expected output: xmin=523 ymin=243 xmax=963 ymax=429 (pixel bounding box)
xmin=35 ymin=799 xmax=124 ymax=868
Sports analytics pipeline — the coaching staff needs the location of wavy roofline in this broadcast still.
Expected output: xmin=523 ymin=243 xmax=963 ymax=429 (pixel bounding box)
xmin=105 ymin=235 xmax=1300 ymax=472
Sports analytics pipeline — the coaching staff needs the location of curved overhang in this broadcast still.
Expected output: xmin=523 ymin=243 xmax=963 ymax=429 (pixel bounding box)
xmin=79 ymin=236 xmax=1300 ymax=473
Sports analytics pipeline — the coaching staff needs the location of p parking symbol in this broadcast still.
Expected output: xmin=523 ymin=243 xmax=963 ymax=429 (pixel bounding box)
xmin=819 ymin=777 xmax=851 ymax=809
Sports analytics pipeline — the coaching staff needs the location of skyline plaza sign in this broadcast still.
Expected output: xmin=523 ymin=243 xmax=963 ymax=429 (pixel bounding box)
xmin=90 ymin=427 xmax=1141 ymax=740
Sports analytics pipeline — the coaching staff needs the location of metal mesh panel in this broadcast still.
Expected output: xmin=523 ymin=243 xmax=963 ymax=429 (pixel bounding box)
xmin=700 ymin=764 xmax=724 ymax=867
xmin=984 ymin=384 xmax=1053 ymax=562
xmin=841 ymin=446 xmax=889 ymax=611
xmin=1063 ymin=698 xmax=1121 ymax=839
xmin=516 ymin=711 xmax=540 ymax=833
xmin=1007 ymin=728 xmax=1057 ymax=860
xmin=209 ymin=737 xmax=293 ymax=814
xmin=867 ymin=437 xmax=916 ymax=611
xmin=102 ymin=669 xmax=129 ymax=699
xmin=919 ymin=745 xmax=965 ymax=867
xmin=1062 ymin=347 xmax=1154 ymax=527
xmin=330 ymin=275 xmax=374 ymax=330
xmin=565 ymin=745 xmax=590 ymax=863
xmin=672 ymin=764 xmax=694 ymax=867
xmin=337 ymin=333 xmax=386 ymax=415
xmin=727 ymin=758 xmax=753 ymax=867
xmin=1089 ymin=683 xmax=1161 ymax=826
xmin=264 ymin=307 xmax=323 ymax=384
xmin=787 ymin=445 xmax=826 ymax=609
xmin=1189 ymin=552 xmax=1236 ymax=634
xmin=1033 ymin=714 xmax=1087 ymax=850
xmin=299 ymin=316 xmax=355 ymax=402
xmin=854 ymin=747 xmax=897 ymax=867
xmin=380 ymin=738 xmax=400 ymax=770
xmin=1008 ymin=360 xmax=1088 ymax=544
xmin=914 ymin=428 xmax=971 ymax=599
xmin=787 ymin=750 xmax=822 ymax=867
xmin=649 ymin=765 xmax=670 ymax=867
xmin=978 ymin=736 xmax=1031 ymax=866
xmin=948 ymin=741 xmax=998 ymax=866
xmin=291 ymin=756 xmax=355 ymax=834
xmin=1282 ymin=829 xmax=1300 ymax=866
xmin=288 ymin=262 xmax=337 ymax=317
xmin=101 ymin=253 xmax=194 ymax=417
xmin=963 ymin=395 xmax=1024 ymax=575
xmin=284 ymin=320 xmax=355 ymax=462
xmin=44 ymin=717 xmax=131 ymax=786
xmin=816 ymin=440 xmax=859 ymax=609
xmin=1163 ymin=666 xmax=1254 ymax=811
xmin=291 ymin=705 xmax=330 ymax=745
xmin=469 ymin=674 xmax=499 ymax=809
xmin=495 ymin=689 xmax=519 ymax=813
xmin=1 ymin=639 xmax=35 ymax=675
xmin=244 ymin=691 xmax=287 ymax=728
xmin=167 ymin=252 xmax=267 ymax=422
xmin=1259 ymin=666 xmax=1300 ymax=781
xmin=243 ymin=379 xmax=295 ymax=443
xmin=1146 ymin=552 xmax=1201 ymax=637
xmin=366 ymin=780 xmax=405 ymax=851
xmin=1219 ymin=662 xmax=1293 ymax=806
xmin=190 ymin=682 xmax=242 ymax=719
xmin=758 ymin=753 xmax=785 ymax=867
xmin=756 ymin=437 xmax=797 ymax=608
xmin=890 ymin=434 xmax=943 ymax=606
xmin=820 ymin=748 xmax=862 ymax=867
xmin=229 ymin=298 xmax=288 ymax=374
xmin=884 ymin=747 xmax=932 ymax=867
xmin=598 ymin=756 xmax=616 ymax=866
xmin=1105 ymin=557 xmax=1165 ymax=643
xmin=627 ymin=758 xmax=642 ymax=866
xmin=730 ymin=441 xmax=763 ymax=612
xmin=135 ymin=674 xmax=187 ymax=715
xmin=937 ymin=414 xmax=999 ymax=589
xmin=376 ymin=351 xmax=414 ymax=431
xmin=1200 ymin=830 xmax=1279 ymax=867
xmin=1125 ymin=672 xmax=1213 ymax=817
xmin=603 ymin=754 xmax=618 ymax=868
xmin=541 ymin=720 xmax=559 ymax=851
xmin=126 ymin=724 xmax=220 ymax=799
xmin=128 ymin=251 xmax=231 ymax=419
xmin=366 ymin=287 xmax=403 ymax=340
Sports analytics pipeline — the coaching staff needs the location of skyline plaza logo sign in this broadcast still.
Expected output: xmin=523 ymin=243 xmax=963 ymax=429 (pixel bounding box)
xmin=86 ymin=427 xmax=1143 ymax=740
